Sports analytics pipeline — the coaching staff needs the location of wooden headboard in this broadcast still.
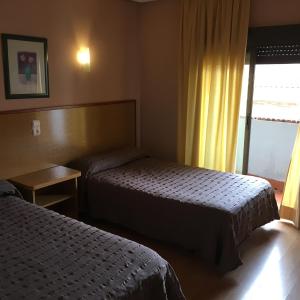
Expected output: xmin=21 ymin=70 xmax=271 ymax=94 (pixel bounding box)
xmin=0 ymin=100 xmax=136 ymax=179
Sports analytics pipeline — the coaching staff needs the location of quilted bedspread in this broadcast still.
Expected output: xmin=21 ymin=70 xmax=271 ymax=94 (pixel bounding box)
xmin=86 ymin=158 xmax=279 ymax=272
xmin=0 ymin=192 xmax=185 ymax=299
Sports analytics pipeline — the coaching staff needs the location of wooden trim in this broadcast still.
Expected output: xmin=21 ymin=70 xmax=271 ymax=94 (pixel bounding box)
xmin=0 ymin=100 xmax=137 ymax=179
xmin=0 ymin=99 xmax=136 ymax=115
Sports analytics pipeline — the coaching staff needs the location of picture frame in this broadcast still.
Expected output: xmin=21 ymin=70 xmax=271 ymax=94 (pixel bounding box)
xmin=1 ymin=34 xmax=49 ymax=99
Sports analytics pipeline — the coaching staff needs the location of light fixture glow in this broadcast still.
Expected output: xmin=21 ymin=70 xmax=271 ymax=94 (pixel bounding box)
xmin=77 ymin=47 xmax=90 ymax=70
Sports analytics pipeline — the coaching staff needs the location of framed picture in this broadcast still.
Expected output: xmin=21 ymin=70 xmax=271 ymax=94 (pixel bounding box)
xmin=1 ymin=34 xmax=49 ymax=99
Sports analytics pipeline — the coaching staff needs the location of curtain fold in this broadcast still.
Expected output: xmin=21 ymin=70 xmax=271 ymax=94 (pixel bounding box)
xmin=280 ymin=125 xmax=300 ymax=228
xmin=178 ymin=0 xmax=250 ymax=172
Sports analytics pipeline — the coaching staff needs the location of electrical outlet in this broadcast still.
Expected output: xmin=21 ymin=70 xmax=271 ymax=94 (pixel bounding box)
xmin=32 ymin=120 xmax=41 ymax=136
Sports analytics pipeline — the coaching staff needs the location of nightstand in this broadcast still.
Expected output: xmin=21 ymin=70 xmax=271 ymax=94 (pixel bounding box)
xmin=10 ymin=166 xmax=81 ymax=219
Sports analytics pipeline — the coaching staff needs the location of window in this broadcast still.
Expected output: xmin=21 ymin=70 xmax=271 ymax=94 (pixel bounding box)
xmin=252 ymin=64 xmax=300 ymax=122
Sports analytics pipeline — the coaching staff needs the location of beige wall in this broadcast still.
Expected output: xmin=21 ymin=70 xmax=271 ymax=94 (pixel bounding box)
xmin=139 ymin=0 xmax=300 ymax=161
xmin=139 ymin=0 xmax=180 ymax=160
xmin=0 ymin=0 xmax=139 ymax=111
xmin=250 ymin=0 xmax=300 ymax=27
xmin=2 ymin=0 xmax=300 ymax=158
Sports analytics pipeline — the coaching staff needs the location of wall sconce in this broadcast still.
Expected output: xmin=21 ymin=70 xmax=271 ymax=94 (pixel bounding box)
xmin=77 ymin=47 xmax=90 ymax=71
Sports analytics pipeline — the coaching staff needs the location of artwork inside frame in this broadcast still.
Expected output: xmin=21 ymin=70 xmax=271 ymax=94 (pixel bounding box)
xmin=1 ymin=34 xmax=49 ymax=99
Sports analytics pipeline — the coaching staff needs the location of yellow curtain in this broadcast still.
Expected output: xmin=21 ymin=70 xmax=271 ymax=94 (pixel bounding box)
xmin=280 ymin=125 xmax=300 ymax=228
xmin=178 ymin=0 xmax=250 ymax=172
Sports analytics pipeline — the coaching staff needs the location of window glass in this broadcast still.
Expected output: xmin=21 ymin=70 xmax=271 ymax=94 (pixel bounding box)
xmin=253 ymin=64 xmax=300 ymax=122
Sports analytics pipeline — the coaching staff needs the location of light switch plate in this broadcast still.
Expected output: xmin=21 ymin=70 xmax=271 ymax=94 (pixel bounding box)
xmin=32 ymin=120 xmax=41 ymax=136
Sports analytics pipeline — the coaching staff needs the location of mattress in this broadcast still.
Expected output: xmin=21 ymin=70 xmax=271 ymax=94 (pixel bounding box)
xmin=72 ymin=149 xmax=279 ymax=272
xmin=0 ymin=181 xmax=185 ymax=300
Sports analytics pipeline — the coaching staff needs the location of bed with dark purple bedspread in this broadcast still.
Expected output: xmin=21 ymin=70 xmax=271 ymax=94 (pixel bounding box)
xmin=70 ymin=148 xmax=280 ymax=273
xmin=0 ymin=180 xmax=185 ymax=300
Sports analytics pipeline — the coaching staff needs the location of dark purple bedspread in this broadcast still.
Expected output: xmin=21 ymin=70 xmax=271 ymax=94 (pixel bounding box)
xmin=85 ymin=158 xmax=279 ymax=272
xmin=0 ymin=186 xmax=185 ymax=299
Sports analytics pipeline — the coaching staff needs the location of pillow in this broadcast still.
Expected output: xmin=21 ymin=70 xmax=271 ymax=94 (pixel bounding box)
xmin=68 ymin=147 xmax=147 ymax=214
xmin=68 ymin=147 xmax=147 ymax=179
xmin=0 ymin=180 xmax=23 ymax=198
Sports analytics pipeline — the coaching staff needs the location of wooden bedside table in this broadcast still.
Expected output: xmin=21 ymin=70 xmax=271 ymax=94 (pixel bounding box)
xmin=10 ymin=166 xmax=81 ymax=219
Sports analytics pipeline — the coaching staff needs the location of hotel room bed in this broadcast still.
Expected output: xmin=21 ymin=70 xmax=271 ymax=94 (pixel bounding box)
xmin=70 ymin=148 xmax=280 ymax=273
xmin=0 ymin=180 xmax=184 ymax=300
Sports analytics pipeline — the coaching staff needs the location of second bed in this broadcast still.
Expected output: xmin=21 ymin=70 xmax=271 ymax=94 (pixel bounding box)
xmin=70 ymin=148 xmax=280 ymax=272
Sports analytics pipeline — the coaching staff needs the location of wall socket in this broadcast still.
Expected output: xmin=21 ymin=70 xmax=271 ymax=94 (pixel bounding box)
xmin=32 ymin=120 xmax=41 ymax=136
